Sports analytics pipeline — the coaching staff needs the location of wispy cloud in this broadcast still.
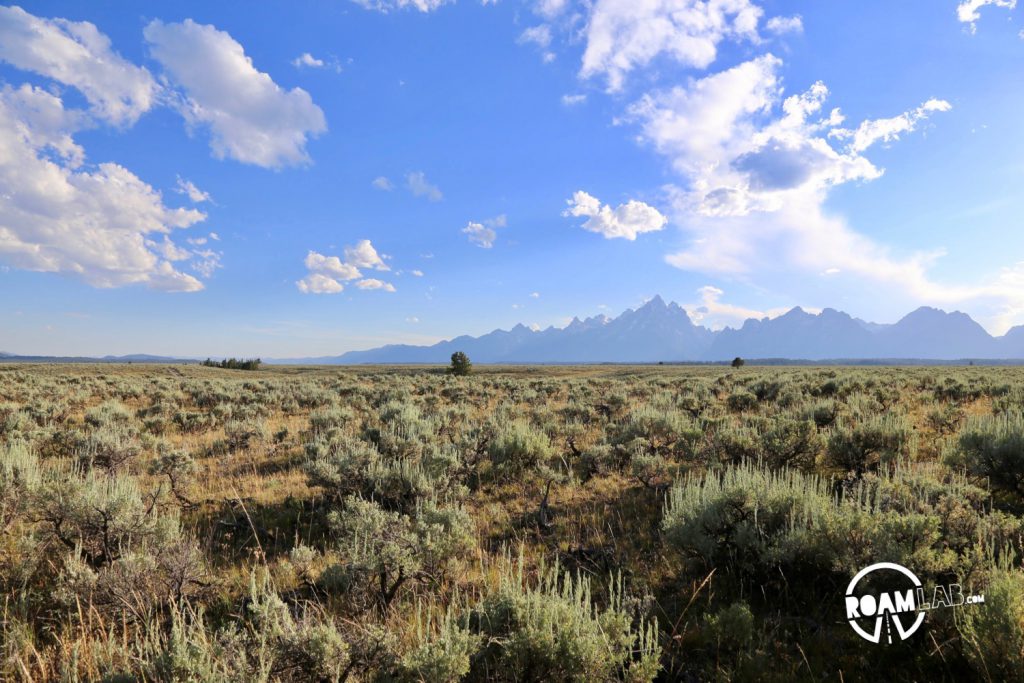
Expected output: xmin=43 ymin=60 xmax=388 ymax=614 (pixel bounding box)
xmin=406 ymin=170 xmax=443 ymax=201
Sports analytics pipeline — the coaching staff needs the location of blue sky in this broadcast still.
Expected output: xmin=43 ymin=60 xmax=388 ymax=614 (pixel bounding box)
xmin=1 ymin=0 xmax=1023 ymax=357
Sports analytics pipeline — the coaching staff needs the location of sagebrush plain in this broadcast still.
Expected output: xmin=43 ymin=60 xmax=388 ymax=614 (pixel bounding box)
xmin=2 ymin=362 xmax=1023 ymax=681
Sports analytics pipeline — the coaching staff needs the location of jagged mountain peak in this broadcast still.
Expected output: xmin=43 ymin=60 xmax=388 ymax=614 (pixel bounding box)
xmin=306 ymin=298 xmax=1021 ymax=364
xmin=642 ymin=294 xmax=667 ymax=308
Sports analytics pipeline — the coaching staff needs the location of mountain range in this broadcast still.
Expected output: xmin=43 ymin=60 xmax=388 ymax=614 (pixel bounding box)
xmin=281 ymin=296 xmax=1024 ymax=364
xmin=6 ymin=298 xmax=1024 ymax=365
xmin=0 ymin=353 xmax=193 ymax=364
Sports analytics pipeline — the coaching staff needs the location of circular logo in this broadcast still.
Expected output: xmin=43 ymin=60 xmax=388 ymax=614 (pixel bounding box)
xmin=845 ymin=562 xmax=925 ymax=644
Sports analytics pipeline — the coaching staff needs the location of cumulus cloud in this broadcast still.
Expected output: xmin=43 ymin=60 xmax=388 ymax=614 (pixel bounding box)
xmin=296 ymin=272 xmax=343 ymax=294
xmin=0 ymin=6 xmax=158 ymax=126
xmin=462 ymin=215 xmax=506 ymax=248
xmin=406 ymin=171 xmax=443 ymax=201
xmin=563 ymin=191 xmax=667 ymax=240
xmin=372 ymin=176 xmax=394 ymax=190
xmin=292 ymin=52 xmax=343 ymax=73
xmin=292 ymin=52 xmax=324 ymax=68
xmin=305 ymin=251 xmax=362 ymax=281
xmin=765 ymin=15 xmax=803 ymax=34
xmin=175 ymin=177 xmax=211 ymax=203
xmin=610 ymin=52 xmax=1024 ymax=329
xmin=144 ymin=19 xmax=327 ymax=169
xmin=0 ymin=84 xmax=207 ymax=291
xmin=626 ymin=54 xmax=949 ymax=217
xmin=296 ymin=240 xmax=394 ymax=294
xmin=356 ymin=278 xmax=396 ymax=291
xmin=957 ymin=0 xmax=1016 ymax=31
xmin=580 ymin=0 xmax=764 ymax=92
xmin=463 ymin=222 xmax=496 ymax=248
xmin=345 ymin=239 xmax=390 ymax=271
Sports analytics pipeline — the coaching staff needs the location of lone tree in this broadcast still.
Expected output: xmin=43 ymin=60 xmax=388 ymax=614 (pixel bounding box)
xmin=731 ymin=357 xmax=745 ymax=368
xmin=448 ymin=351 xmax=473 ymax=376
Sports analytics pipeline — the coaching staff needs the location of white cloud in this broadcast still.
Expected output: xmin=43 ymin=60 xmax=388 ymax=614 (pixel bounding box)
xmin=519 ymin=24 xmax=553 ymax=48
xmin=957 ymin=0 xmax=1016 ymax=31
xmin=345 ymin=239 xmax=390 ymax=271
xmin=530 ymin=291 xmax=540 ymax=298
xmin=626 ymin=54 xmax=949 ymax=218
xmin=662 ymin=193 xmax=1024 ymax=333
xmin=305 ymin=251 xmax=362 ymax=281
xmin=765 ymin=15 xmax=803 ymax=34
xmin=685 ymin=285 xmax=793 ymax=329
xmin=0 ymin=6 xmax=158 ymax=126
xmin=831 ymin=99 xmax=952 ymax=153
xmin=406 ymin=316 xmax=420 ymax=323
xmin=563 ymin=191 xmax=667 ymax=240
xmin=463 ymin=221 xmax=497 ymax=248
xmin=406 ymin=171 xmax=443 ymax=201
xmin=356 ymin=278 xmax=396 ymax=291
xmin=372 ymin=175 xmax=394 ymax=190
xmin=561 ymin=93 xmax=587 ymax=106
xmin=175 ymin=176 xmax=211 ymax=203
xmin=613 ymin=53 xmax=1024 ymax=330
xmin=291 ymin=52 xmax=343 ymax=73
xmin=187 ymin=232 xmax=219 ymax=247
xmin=580 ymin=0 xmax=764 ymax=92
xmin=462 ymin=215 xmax=506 ymax=248
xmin=144 ymin=19 xmax=327 ymax=169
xmin=411 ymin=269 xmax=424 ymax=277
xmin=0 ymin=84 xmax=206 ymax=291
xmin=352 ymin=0 xmax=452 ymax=12
xmin=297 ymin=240 xmax=393 ymax=294
xmin=151 ymin=236 xmax=191 ymax=261
xmin=191 ymin=249 xmax=222 ymax=278
xmin=519 ymin=24 xmax=556 ymax=62
xmin=292 ymin=52 xmax=324 ymax=68
xmin=536 ymin=0 xmax=570 ymax=19
xmin=297 ymin=272 xmax=344 ymax=294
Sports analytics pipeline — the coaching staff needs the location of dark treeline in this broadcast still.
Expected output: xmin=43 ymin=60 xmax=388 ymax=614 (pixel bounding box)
xmin=200 ymin=357 xmax=262 ymax=370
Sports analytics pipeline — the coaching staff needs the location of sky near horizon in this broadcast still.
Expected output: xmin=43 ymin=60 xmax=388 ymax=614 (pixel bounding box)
xmin=1 ymin=0 xmax=1023 ymax=357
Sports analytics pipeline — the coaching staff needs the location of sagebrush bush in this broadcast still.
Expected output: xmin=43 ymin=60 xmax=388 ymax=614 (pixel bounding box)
xmin=36 ymin=467 xmax=180 ymax=567
xmin=487 ymin=420 xmax=555 ymax=480
xmin=464 ymin=557 xmax=660 ymax=682
xmin=958 ymin=564 xmax=1024 ymax=682
xmin=663 ymin=460 xmax=1007 ymax=591
xmin=322 ymin=495 xmax=474 ymax=610
xmin=0 ymin=440 xmax=41 ymax=529
xmin=826 ymin=413 xmax=914 ymax=474
xmin=948 ymin=411 xmax=1024 ymax=501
